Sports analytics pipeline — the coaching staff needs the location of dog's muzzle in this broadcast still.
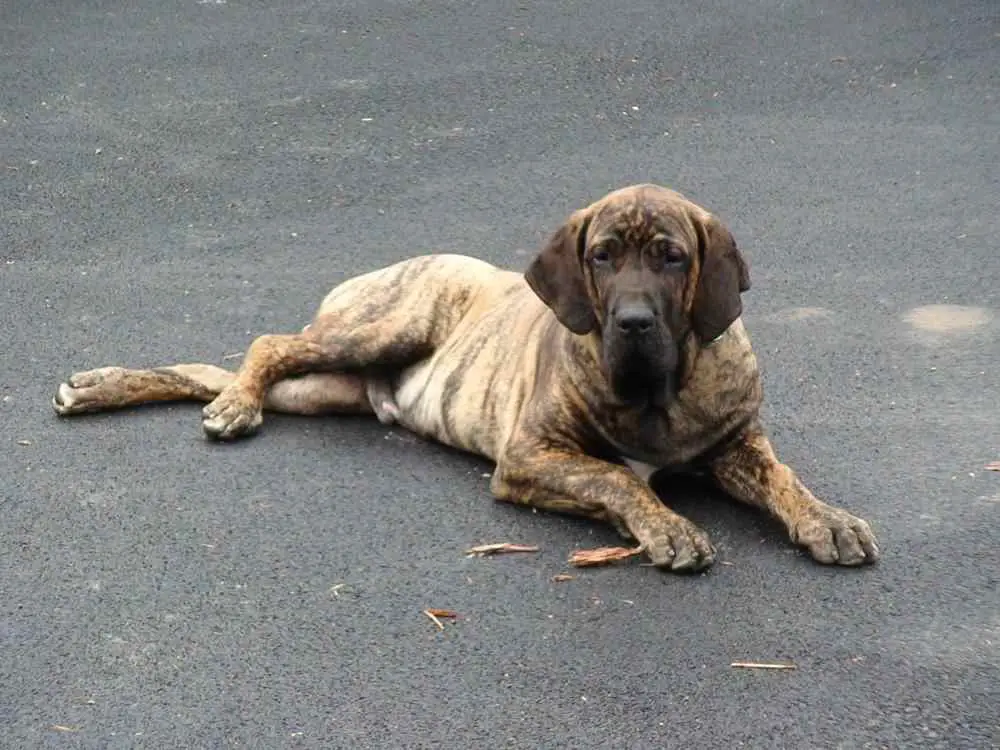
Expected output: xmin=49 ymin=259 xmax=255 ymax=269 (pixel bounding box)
xmin=605 ymin=302 xmax=678 ymax=407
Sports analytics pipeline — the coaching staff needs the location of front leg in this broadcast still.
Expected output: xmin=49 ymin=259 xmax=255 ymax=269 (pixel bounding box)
xmin=708 ymin=425 xmax=879 ymax=566
xmin=492 ymin=443 xmax=716 ymax=572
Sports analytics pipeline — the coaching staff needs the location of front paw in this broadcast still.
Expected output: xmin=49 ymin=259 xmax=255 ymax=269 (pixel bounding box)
xmin=202 ymin=387 xmax=263 ymax=441
xmin=793 ymin=506 xmax=880 ymax=566
xmin=634 ymin=511 xmax=716 ymax=572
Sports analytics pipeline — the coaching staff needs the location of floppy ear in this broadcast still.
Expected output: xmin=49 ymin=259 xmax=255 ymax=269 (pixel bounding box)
xmin=524 ymin=211 xmax=597 ymax=335
xmin=691 ymin=215 xmax=751 ymax=342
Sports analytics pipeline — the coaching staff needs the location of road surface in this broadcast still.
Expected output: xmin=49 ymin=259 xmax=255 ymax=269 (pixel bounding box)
xmin=2 ymin=1 xmax=997 ymax=747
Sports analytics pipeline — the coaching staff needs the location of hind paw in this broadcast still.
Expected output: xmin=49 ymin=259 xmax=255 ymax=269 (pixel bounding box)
xmin=202 ymin=387 xmax=263 ymax=440
xmin=52 ymin=367 xmax=129 ymax=415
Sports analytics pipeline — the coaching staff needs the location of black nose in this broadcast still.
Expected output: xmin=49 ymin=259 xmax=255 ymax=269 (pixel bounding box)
xmin=615 ymin=305 xmax=655 ymax=336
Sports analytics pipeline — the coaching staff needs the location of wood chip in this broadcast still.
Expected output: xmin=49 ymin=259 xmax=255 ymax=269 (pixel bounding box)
xmin=423 ymin=608 xmax=458 ymax=630
xmin=730 ymin=661 xmax=797 ymax=670
xmin=985 ymin=461 xmax=1000 ymax=472
xmin=568 ymin=545 xmax=643 ymax=568
xmin=551 ymin=573 xmax=575 ymax=582
xmin=465 ymin=543 xmax=539 ymax=557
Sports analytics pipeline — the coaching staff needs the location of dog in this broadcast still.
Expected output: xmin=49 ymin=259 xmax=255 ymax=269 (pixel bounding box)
xmin=52 ymin=184 xmax=879 ymax=571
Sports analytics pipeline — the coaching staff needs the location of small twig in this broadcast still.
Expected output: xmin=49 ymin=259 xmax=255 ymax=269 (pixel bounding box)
xmin=551 ymin=573 xmax=575 ymax=582
xmin=423 ymin=609 xmax=458 ymax=631
xmin=221 ymin=351 xmax=244 ymax=361
xmin=51 ymin=726 xmax=80 ymax=733
xmin=465 ymin=543 xmax=539 ymax=557
xmin=985 ymin=461 xmax=1000 ymax=472
xmin=424 ymin=610 xmax=445 ymax=630
xmin=568 ymin=545 xmax=643 ymax=568
xmin=730 ymin=661 xmax=797 ymax=670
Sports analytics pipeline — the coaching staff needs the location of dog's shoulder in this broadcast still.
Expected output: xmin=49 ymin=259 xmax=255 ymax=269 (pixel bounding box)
xmin=671 ymin=318 xmax=762 ymax=441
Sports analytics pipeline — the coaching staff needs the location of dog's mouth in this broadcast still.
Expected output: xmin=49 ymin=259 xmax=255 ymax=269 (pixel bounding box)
xmin=603 ymin=335 xmax=678 ymax=409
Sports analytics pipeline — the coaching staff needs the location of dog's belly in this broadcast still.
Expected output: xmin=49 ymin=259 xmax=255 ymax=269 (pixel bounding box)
xmin=389 ymin=296 xmax=545 ymax=461
xmin=391 ymin=359 xmax=475 ymax=451
xmin=390 ymin=357 xmax=509 ymax=461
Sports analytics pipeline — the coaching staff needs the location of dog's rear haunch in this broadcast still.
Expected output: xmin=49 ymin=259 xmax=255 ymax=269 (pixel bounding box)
xmin=54 ymin=184 xmax=878 ymax=572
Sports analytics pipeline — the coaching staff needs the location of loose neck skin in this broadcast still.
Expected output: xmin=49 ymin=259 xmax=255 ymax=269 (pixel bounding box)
xmin=555 ymin=322 xmax=708 ymax=414
xmin=553 ymin=316 xmax=761 ymax=431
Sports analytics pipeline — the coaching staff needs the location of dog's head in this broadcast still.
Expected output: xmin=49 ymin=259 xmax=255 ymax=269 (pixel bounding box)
xmin=525 ymin=184 xmax=751 ymax=406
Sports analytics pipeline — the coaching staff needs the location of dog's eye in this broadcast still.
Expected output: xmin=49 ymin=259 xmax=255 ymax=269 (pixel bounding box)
xmin=591 ymin=248 xmax=612 ymax=266
xmin=662 ymin=246 xmax=685 ymax=265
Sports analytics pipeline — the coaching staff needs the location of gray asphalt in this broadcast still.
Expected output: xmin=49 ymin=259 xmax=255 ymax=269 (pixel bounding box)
xmin=3 ymin=1 xmax=998 ymax=748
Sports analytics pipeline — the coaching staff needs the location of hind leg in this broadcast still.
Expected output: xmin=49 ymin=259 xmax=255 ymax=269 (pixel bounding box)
xmin=53 ymin=364 xmax=375 ymax=417
xmin=200 ymin=313 xmax=438 ymax=438
xmin=201 ymin=254 xmax=496 ymax=440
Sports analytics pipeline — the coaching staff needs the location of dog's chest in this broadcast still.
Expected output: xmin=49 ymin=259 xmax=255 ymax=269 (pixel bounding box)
xmin=607 ymin=400 xmax=753 ymax=468
xmin=602 ymin=324 xmax=763 ymax=467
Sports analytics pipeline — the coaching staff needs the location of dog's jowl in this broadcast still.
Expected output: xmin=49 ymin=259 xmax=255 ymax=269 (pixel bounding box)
xmin=53 ymin=184 xmax=879 ymax=572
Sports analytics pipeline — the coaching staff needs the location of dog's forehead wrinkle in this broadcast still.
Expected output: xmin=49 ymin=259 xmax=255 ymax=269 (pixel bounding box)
xmin=592 ymin=199 xmax=691 ymax=249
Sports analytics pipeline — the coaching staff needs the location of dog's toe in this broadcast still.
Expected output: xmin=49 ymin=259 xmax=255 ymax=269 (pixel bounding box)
xmin=69 ymin=367 xmax=117 ymax=389
xmin=52 ymin=382 xmax=78 ymax=415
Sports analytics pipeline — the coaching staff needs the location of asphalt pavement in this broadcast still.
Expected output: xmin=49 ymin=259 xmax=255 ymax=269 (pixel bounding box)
xmin=2 ymin=1 xmax=998 ymax=747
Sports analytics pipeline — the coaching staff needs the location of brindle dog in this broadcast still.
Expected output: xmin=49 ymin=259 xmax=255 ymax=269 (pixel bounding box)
xmin=52 ymin=184 xmax=879 ymax=571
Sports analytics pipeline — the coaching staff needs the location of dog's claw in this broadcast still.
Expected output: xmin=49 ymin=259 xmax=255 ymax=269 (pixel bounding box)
xmin=202 ymin=388 xmax=263 ymax=441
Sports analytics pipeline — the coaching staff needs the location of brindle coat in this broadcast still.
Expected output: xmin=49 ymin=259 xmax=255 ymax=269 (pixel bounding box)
xmin=52 ymin=184 xmax=879 ymax=571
